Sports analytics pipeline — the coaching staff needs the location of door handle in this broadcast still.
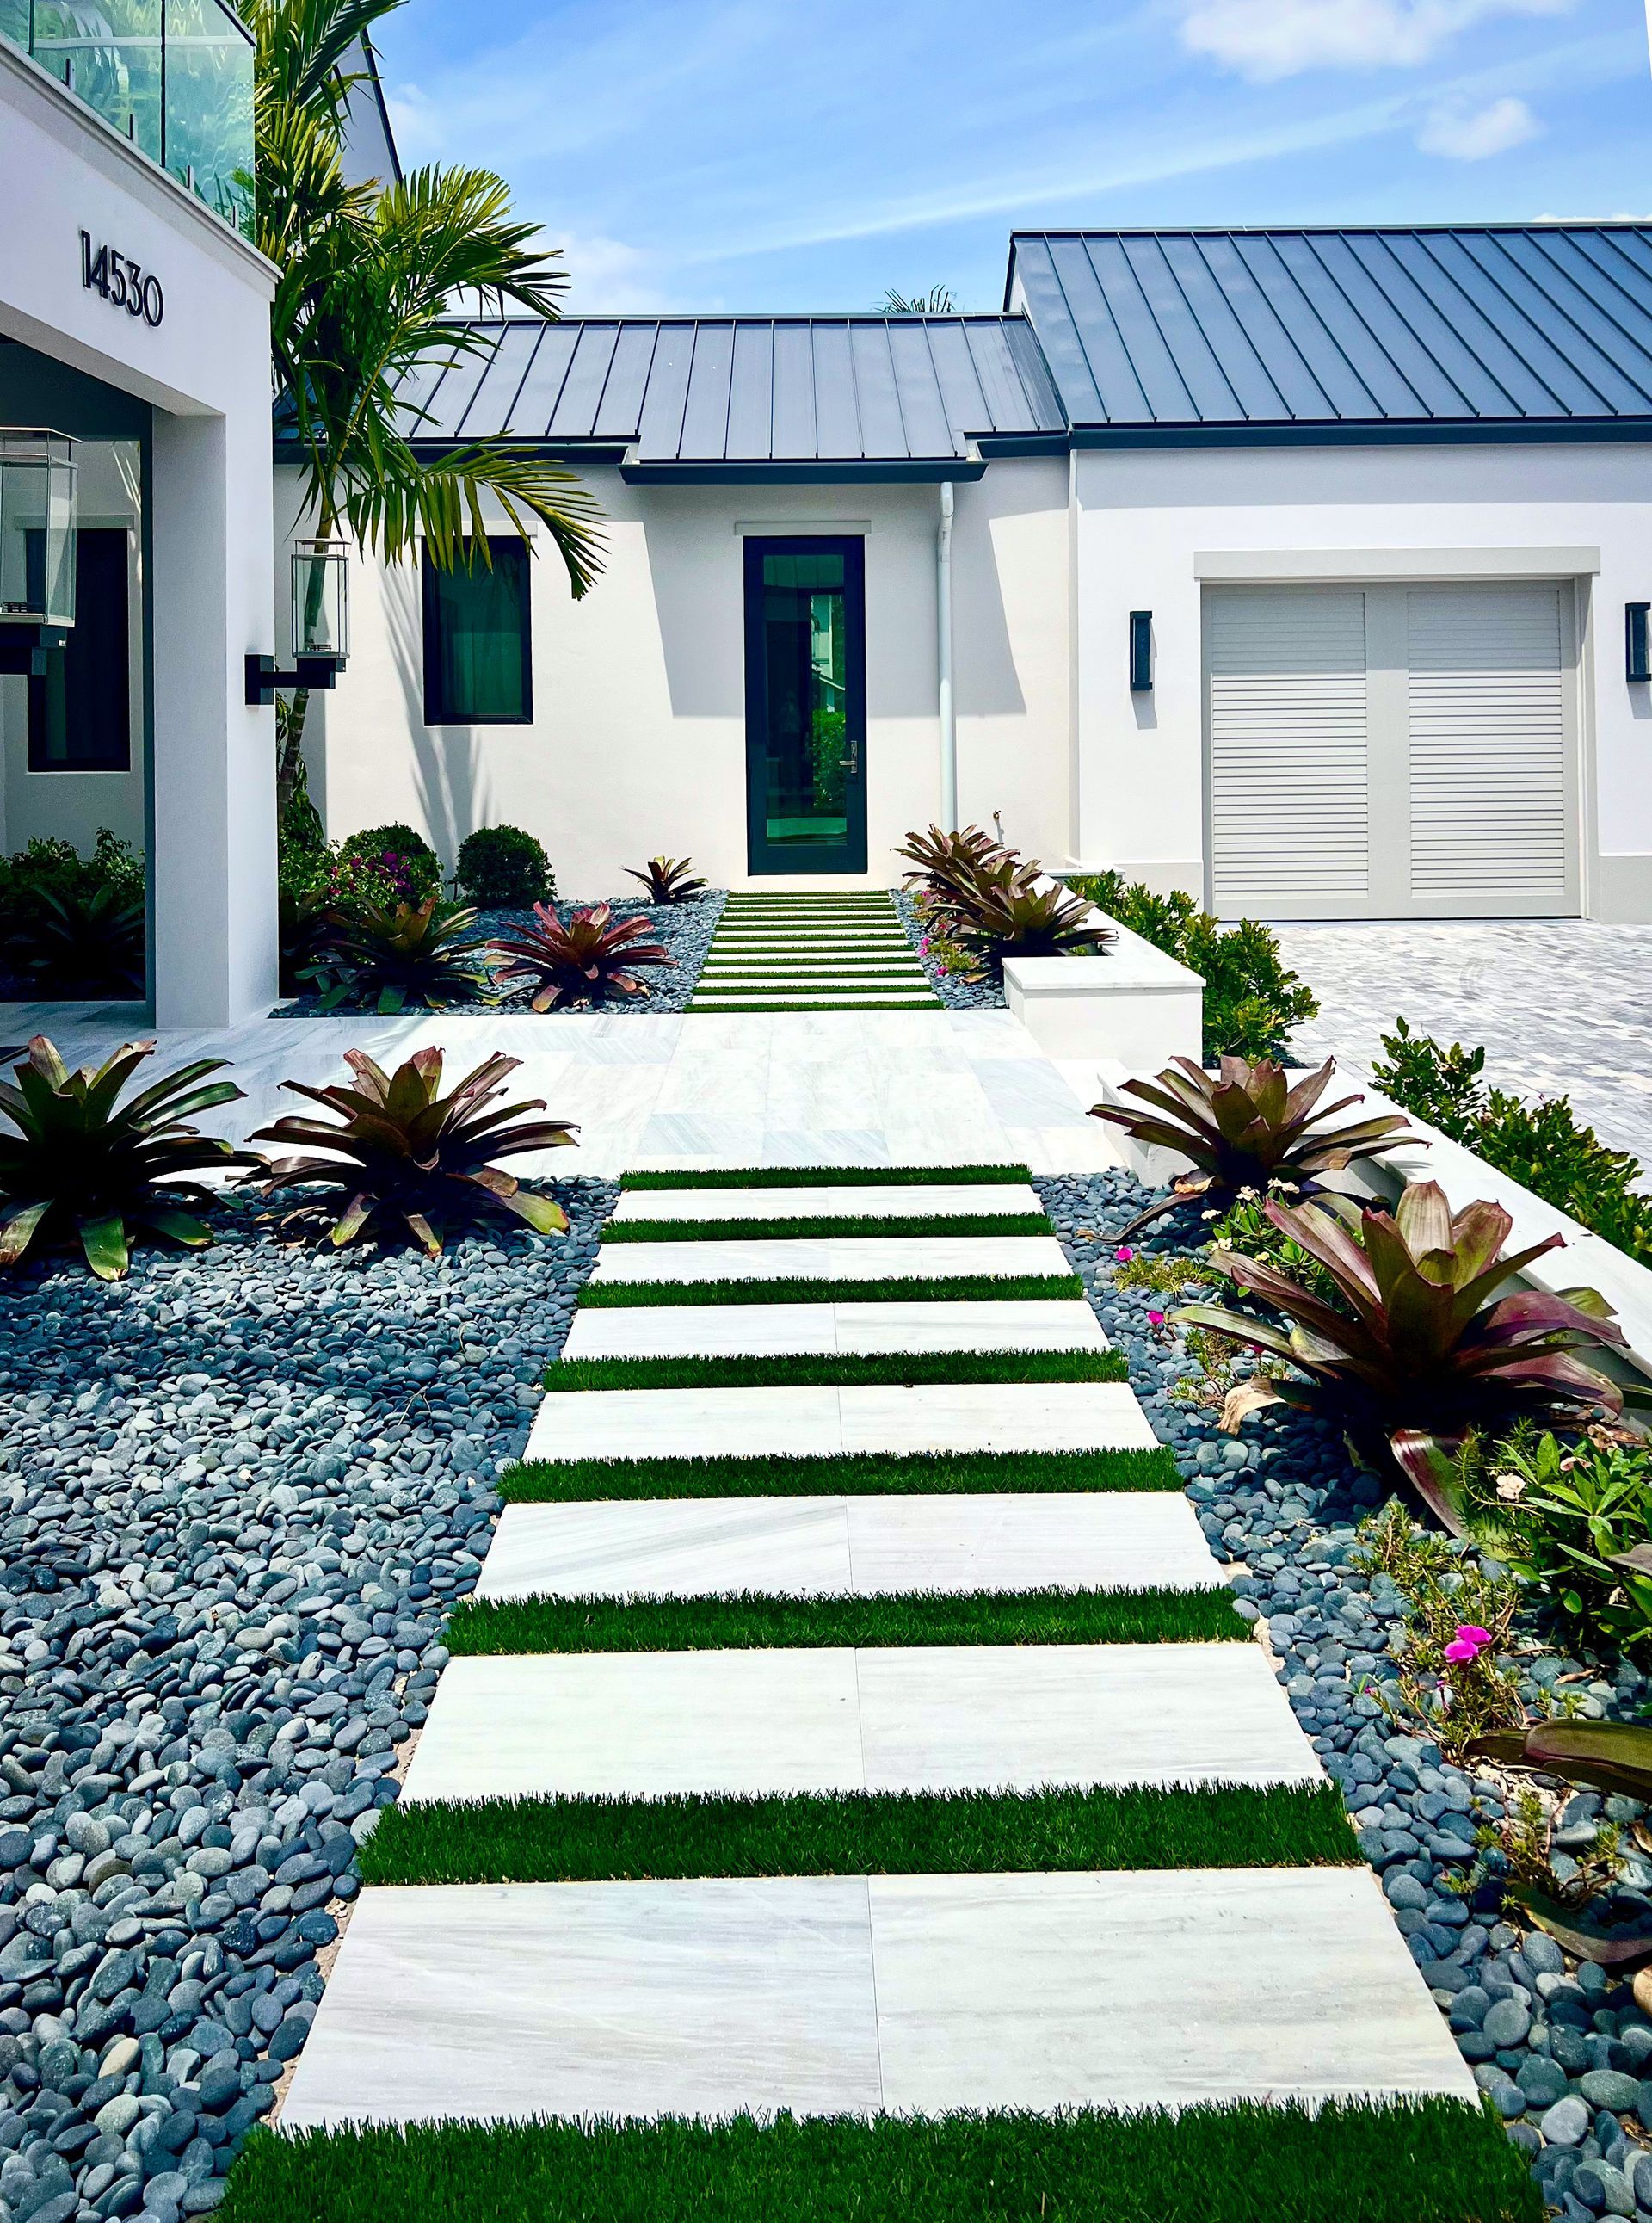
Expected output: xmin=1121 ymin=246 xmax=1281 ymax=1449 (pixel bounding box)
xmin=838 ymin=737 xmax=860 ymax=775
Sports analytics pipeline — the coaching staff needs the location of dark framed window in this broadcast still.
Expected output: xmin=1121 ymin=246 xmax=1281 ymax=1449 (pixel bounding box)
xmin=421 ymin=538 xmax=533 ymax=725
xmin=28 ymin=528 xmax=131 ymax=771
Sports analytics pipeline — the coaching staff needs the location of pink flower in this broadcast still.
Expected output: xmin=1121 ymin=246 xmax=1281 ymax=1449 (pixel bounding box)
xmin=1442 ymin=1624 xmax=1493 ymax=1664
xmin=1146 ymin=1309 xmax=1166 ymax=1327
xmin=1115 ymin=1246 xmax=1135 ymax=1263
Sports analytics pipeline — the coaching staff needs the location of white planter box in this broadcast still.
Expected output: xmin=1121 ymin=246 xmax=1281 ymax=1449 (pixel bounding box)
xmin=1001 ymin=882 xmax=1204 ymax=1066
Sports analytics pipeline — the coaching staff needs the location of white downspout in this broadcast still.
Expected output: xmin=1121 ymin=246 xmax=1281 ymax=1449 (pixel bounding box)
xmin=937 ymin=480 xmax=957 ymax=827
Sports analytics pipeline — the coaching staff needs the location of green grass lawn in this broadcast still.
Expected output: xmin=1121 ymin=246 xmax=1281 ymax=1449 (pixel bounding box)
xmin=540 ymin=1350 xmax=1127 ymax=1394
xmin=580 ymin=1273 xmax=1084 ymax=1307
xmin=687 ymin=1000 xmax=939 ymax=1013
xmin=444 ymin=1584 xmax=1247 ymax=1655
xmin=618 ymin=1165 xmax=1030 ymax=1190
xmin=359 ymin=1781 xmax=1355 ymax=1887
xmin=501 ymin=1444 xmax=1180 ymax=1502
xmin=602 ymin=1212 xmax=1052 ymax=1244
xmin=219 ymin=2103 xmax=1538 ymax=2223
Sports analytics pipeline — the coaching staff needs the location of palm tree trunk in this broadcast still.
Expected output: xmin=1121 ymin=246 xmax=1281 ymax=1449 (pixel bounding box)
xmin=275 ymin=505 xmax=336 ymax=818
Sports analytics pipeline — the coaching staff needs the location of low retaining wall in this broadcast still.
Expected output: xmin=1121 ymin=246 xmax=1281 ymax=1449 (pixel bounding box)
xmin=1002 ymin=882 xmax=1204 ymax=1066
xmin=1094 ymin=1058 xmax=1652 ymax=1394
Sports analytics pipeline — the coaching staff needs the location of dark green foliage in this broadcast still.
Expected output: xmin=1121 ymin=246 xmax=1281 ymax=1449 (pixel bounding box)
xmin=579 ymin=1271 xmax=1085 ymax=1306
xmin=620 ymin=1164 xmax=1028 ymax=1189
xmin=1069 ymin=871 xmax=1318 ymax=1061
xmin=1454 ymin=1424 xmax=1652 ymax=1652
xmin=359 ymin=1781 xmax=1358 ymax=1887
xmin=337 ymin=822 xmax=442 ymax=901
xmin=455 ymin=825 xmax=554 ymax=908
xmin=301 ymin=897 xmax=492 ymax=1014
xmin=502 ymin=1445 xmax=1181 ymax=1501
xmin=219 ymin=2100 xmax=1541 ymax=2223
xmin=952 ymin=877 xmax=1115 ymax=966
xmin=626 ymin=855 xmax=709 ymax=903
xmin=253 ymin=1045 xmax=576 ymax=1255
xmin=1372 ymin=1018 xmax=1652 ymax=1268
xmin=541 ymin=1349 xmax=1128 ymax=1393
xmin=0 ymin=1035 xmax=260 ymax=1280
xmin=604 ymin=1211 xmax=1052 ymax=1244
xmin=445 ymin=1584 xmax=1248 ymax=1655
xmin=0 ymin=831 xmax=145 ymax=994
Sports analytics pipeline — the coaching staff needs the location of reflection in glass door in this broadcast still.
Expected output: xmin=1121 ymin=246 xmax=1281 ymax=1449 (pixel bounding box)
xmin=743 ymin=536 xmax=866 ymax=874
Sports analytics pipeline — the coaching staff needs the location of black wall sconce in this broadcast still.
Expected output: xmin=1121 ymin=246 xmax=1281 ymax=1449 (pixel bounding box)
xmin=244 ymin=652 xmax=342 ymax=706
xmin=1129 ymin=609 xmax=1153 ymax=692
xmin=1628 ymin=603 xmax=1651 ymax=684
xmin=247 ymin=540 xmax=351 ymax=704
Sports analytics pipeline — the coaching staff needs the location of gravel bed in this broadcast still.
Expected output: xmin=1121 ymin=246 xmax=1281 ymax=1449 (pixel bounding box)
xmin=272 ymin=892 xmax=726 ymax=1018
xmin=0 ymin=1182 xmax=614 ymax=2223
xmin=1036 ymin=1168 xmax=1652 ymax=2223
xmin=889 ymin=890 xmax=1003 ymax=1010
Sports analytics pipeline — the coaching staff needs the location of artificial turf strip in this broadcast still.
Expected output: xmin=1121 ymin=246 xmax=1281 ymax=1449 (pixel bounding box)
xmin=358 ymin=1781 xmax=1358 ymax=1887
xmin=620 ymin=1164 xmax=1030 ymax=1189
xmin=687 ymin=1000 xmax=938 ymax=1013
xmin=603 ymin=1212 xmax=1053 ymax=1244
xmin=444 ymin=1584 xmax=1247 ymax=1655
xmin=501 ymin=1445 xmax=1180 ymax=1502
xmin=220 ymin=2101 xmax=1540 ymax=2223
xmin=540 ymin=1349 xmax=1127 ymax=1393
xmin=580 ymin=1273 xmax=1084 ymax=1307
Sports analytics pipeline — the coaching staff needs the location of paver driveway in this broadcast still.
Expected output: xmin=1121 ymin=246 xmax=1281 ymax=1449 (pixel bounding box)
xmin=1276 ymin=921 xmax=1652 ymax=1176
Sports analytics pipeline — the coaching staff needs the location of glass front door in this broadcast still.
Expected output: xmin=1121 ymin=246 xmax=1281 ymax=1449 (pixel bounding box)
xmin=743 ymin=536 xmax=866 ymax=874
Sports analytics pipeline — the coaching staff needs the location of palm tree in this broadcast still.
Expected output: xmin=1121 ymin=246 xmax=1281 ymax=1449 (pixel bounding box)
xmin=881 ymin=286 xmax=957 ymax=314
xmin=251 ymin=0 xmax=605 ymax=812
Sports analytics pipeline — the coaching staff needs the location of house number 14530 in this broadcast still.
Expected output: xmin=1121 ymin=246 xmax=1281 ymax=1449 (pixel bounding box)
xmin=80 ymin=231 xmax=163 ymax=327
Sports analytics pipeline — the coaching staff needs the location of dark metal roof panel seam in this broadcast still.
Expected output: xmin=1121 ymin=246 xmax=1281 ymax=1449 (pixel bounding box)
xmin=1526 ymin=231 xmax=1652 ymax=393
xmin=1283 ymin=233 xmax=1435 ymax=418
xmin=1059 ymin=236 xmax=1154 ymax=421
xmin=492 ymin=323 xmax=547 ymax=440
xmin=997 ymin=315 xmax=1067 ymax=430
xmin=1417 ymin=232 xmax=1615 ymax=417
xmin=546 ymin=322 xmax=622 ymax=441
xmin=1222 ymin=234 xmax=1387 ymax=420
xmin=1085 ymin=234 xmax=1202 ymax=422
xmin=1356 ymin=231 xmax=1525 ymax=417
xmin=897 ymin=319 xmax=964 ymax=454
xmin=1029 ymin=238 xmax=1118 ymax=421
xmin=1131 ymin=233 xmax=1254 ymax=422
xmin=591 ymin=322 xmax=661 ymax=443
xmin=1168 ymin=234 xmax=1298 ymax=421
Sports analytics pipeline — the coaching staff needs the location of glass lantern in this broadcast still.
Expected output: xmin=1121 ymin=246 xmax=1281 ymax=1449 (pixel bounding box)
xmin=0 ymin=430 xmax=77 ymax=629
xmin=291 ymin=537 xmax=349 ymax=663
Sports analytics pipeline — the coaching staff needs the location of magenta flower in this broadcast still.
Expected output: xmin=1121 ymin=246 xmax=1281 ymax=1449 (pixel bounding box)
xmin=1442 ymin=1624 xmax=1493 ymax=1664
xmin=1146 ymin=1308 xmax=1166 ymax=1327
xmin=1115 ymin=1245 xmax=1135 ymax=1263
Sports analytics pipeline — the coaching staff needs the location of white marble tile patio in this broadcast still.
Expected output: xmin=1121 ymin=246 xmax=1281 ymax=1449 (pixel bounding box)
xmin=399 ymin=1644 xmax=1318 ymax=1805
xmin=608 ymin=1184 xmax=1044 ymax=1224
xmin=522 ymin=1381 xmax=1157 ymax=1463
xmin=560 ymin=1298 xmax=1110 ymax=1360
xmin=474 ymin=1491 xmax=1224 ymax=1601
xmin=588 ymin=1234 xmax=1075 ymax=1285
xmin=278 ymin=1868 xmax=1470 ymax=2131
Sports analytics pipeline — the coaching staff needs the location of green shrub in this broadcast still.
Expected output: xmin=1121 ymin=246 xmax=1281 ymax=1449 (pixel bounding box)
xmin=1372 ymin=1018 xmax=1652 ymax=1269
xmin=1069 ymin=872 xmax=1316 ymax=1062
xmin=455 ymin=824 xmax=554 ymax=907
xmin=337 ymin=822 xmax=441 ymax=902
xmin=0 ymin=831 xmax=146 ymax=989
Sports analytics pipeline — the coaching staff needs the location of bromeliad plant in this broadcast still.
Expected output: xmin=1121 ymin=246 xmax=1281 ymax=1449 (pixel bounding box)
xmin=252 ymin=1046 xmax=576 ymax=1255
xmin=896 ymin=824 xmax=1017 ymax=917
xmin=1092 ymin=1056 xmax=1414 ymax=1240
xmin=301 ymin=897 xmax=493 ymax=1013
xmin=952 ymin=879 xmax=1116 ymax=969
xmin=490 ymin=903 xmax=675 ymax=1010
xmin=625 ymin=856 xmax=708 ymax=905
xmin=0 ymin=1036 xmax=262 ymax=1279
xmin=1175 ymin=1182 xmax=1628 ymax=1531
xmin=8 ymin=885 xmax=146 ymax=998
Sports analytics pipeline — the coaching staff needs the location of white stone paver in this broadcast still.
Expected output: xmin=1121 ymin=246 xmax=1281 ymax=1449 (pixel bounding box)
xmin=279 ymin=1868 xmax=1471 ymax=2130
xmin=608 ymin=1183 xmax=1045 ymax=1223
xmin=400 ymin=1644 xmax=1321 ymax=1804
xmin=589 ymin=1233 xmax=1074 ymax=1285
xmin=561 ymin=1298 xmax=1109 ymax=1360
xmin=523 ymin=1380 xmax=1157 ymax=1462
xmin=474 ymin=1492 xmax=1224 ymax=1602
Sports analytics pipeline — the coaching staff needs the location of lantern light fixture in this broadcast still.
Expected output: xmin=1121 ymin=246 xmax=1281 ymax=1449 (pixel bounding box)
xmin=0 ymin=429 xmax=77 ymax=677
xmin=246 ymin=537 xmax=351 ymax=704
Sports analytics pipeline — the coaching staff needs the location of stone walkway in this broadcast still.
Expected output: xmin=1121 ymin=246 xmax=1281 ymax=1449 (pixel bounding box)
xmin=687 ymin=891 xmax=939 ymax=1010
xmin=1277 ymin=921 xmax=1652 ymax=1173
xmin=277 ymin=1168 xmax=1471 ymax=2134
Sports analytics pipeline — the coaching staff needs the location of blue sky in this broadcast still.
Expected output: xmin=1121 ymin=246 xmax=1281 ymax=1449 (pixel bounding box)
xmin=379 ymin=0 xmax=1652 ymax=313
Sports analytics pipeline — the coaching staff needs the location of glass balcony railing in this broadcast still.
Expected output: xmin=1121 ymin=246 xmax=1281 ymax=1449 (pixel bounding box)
xmin=2 ymin=0 xmax=254 ymax=238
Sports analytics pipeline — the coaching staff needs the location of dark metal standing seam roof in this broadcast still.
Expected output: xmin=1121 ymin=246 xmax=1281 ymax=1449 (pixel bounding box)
xmin=1006 ymin=225 xmax=1652 ymax=444
xmin=397 ymin=314 xmax=1069 ymax=478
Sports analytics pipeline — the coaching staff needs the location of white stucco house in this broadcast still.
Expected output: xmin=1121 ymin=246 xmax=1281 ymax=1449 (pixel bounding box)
xmin=290 ymin=222 xmax=1652 ymax=925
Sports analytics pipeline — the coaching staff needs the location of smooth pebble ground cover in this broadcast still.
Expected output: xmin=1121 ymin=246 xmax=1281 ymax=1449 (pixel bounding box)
xmin=1036 ymin=1170 xmax=1652 ymax=2223
xmin=0 ymin=1180 xmax=615 ymax=2223
xmin=889 ymin=891 xmax=1003 ymax=1010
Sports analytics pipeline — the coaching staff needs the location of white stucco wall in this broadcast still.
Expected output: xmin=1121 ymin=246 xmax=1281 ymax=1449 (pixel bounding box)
xmin=0 ymin=41 xmax=277 ymax=1022
xmin=1069 ymin=441 xmax=1652 ymax=921
xmin=293 ymin=460 xmax=1071 ymax=895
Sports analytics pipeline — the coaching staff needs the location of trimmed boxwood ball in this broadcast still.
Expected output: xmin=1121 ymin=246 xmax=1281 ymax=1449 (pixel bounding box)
xmin=456 ymin=825 xmax=554 ymax=907
xmin=337 ymin=822 xmax=442 ymax=902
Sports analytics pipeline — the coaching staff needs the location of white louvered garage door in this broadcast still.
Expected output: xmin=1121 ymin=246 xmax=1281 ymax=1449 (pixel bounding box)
xmin=1206 ymin=582 xmax=1576 ymax=919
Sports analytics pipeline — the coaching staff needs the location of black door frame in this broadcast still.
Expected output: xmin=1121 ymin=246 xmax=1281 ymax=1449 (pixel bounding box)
xmin=743 ymin=534 xmax=867 ymax=875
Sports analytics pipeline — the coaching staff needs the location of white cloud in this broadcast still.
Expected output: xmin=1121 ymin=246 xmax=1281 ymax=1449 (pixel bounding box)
xmin=1416 ymin=92 xmax=1540 ymax=156
xmin=557 ymin=234 xmax=674 ymax=315
xmin=1180 ymin=0 xmax=1575 ymax=80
